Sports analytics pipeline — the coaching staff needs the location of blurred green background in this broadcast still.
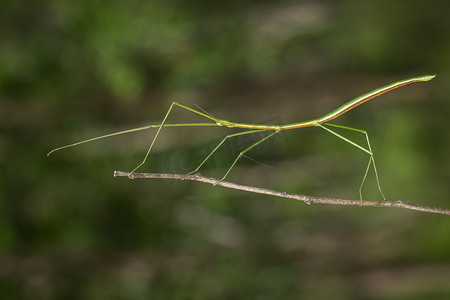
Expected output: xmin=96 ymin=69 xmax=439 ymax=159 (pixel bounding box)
xmin=2 ymin=0 xmax=450 ymax=299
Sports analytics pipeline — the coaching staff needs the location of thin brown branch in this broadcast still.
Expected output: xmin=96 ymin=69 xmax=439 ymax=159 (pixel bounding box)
xmin=113 ymin=171 xmax=450 ymax=216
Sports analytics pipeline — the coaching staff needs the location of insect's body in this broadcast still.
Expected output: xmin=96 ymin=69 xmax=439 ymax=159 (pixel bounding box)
xmin=48 ymin=75 xmax=436 ymax=202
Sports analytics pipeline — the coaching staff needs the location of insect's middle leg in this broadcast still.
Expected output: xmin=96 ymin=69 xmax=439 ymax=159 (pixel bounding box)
xmin=215 ymin=129 xmax=280 ymax=185
xmin=188 ymin=129 xmax=269 ymax=175
xmin=129 ymin=102 xmax=221 ymax=178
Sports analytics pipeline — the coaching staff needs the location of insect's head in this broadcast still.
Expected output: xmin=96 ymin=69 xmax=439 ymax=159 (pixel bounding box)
xmin=216 ymin=120 xmax=234 ymax=128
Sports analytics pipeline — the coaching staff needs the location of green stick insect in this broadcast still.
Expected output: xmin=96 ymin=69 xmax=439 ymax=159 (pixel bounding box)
xmin=48 ymin=75 xmax=435 ymax=202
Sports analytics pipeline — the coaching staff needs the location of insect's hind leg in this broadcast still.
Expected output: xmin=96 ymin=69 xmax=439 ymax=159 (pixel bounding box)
xmin=128 ymin=101 xmax=220 ymax=178
xmin=188 ymin=129 xmax=269 ymax=175
xmin=318 ymin=123 xmax=386 ymax=203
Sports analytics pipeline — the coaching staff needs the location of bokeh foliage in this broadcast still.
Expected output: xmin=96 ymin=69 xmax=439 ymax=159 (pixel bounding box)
xmin=2 ymin=0 xmax=450 ymax=299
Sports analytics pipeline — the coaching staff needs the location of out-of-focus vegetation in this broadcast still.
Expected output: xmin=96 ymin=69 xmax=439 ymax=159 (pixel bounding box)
xmin=2 ymin=0 xmax=450 ymax=299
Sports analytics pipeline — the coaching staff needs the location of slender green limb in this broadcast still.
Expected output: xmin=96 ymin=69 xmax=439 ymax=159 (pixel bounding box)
xmin=173 ymin=102 xmax=220 ymax=123
xmin=360 ymin=156 xmax=373 ymax=203
xmin=188 ymin=129 xmax=269 ymax=175
xmin=324 ymin=122 xmax=386 ymax=201
xmin=215 ymin=129 xmax=280 ymax=185
xmin=318 ymin=123 xmax=386 ymax=203
xmin=46 ymin=122 xmax=218 ymax=156
xmin=129 ymin=102 xmax=228 ymax=177
xmin=46 ymin=101 xmax=224 ymax=158
xmin=318 ymin=124 xmax=370 ymax=154
xmin=129 ymin=102 xmax=174 ymax=176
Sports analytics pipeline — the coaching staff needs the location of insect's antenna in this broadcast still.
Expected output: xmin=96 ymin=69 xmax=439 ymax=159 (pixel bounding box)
xmin=194 ymin=103 xmax=217 ymax=120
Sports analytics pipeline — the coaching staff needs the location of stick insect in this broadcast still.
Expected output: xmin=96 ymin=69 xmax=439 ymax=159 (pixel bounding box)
xmin=48 ymin=75 xmax=435 ymax=202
